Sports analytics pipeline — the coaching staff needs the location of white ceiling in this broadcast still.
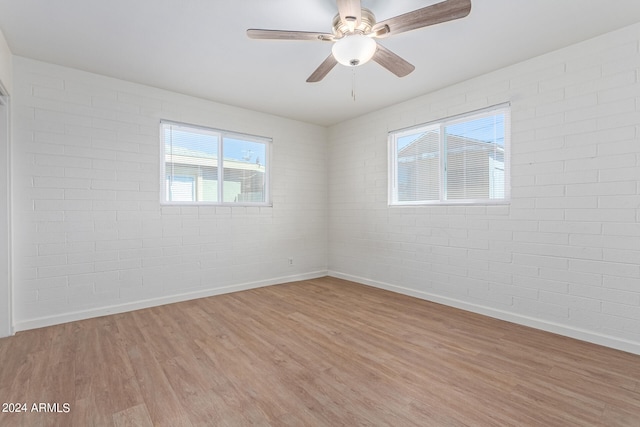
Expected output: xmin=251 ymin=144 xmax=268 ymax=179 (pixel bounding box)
xmin=1 ymin=0 xmax=639 ymax=126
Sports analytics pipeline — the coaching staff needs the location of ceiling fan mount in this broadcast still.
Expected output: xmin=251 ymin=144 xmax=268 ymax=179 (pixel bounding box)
xmin=247 ymin=0 xmax=471 ymax=83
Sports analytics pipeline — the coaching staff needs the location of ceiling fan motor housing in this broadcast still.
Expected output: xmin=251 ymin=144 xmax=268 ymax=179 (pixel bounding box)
xmin=331 ymin=8 xmax=376 ymax=37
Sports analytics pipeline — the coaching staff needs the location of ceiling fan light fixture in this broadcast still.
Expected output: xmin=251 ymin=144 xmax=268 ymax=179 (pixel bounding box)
xmin=331 ymin=34 xmax=377 ymax=67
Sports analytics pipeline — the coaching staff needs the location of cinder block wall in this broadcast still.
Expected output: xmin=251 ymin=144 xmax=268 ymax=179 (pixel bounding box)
xmin=328 ymin=23 xmax=640 ymax=354
xmin=11 ymin=57 xmax=328 ymax=330
xmin=9 ymin=22 xmax=640 ymax=355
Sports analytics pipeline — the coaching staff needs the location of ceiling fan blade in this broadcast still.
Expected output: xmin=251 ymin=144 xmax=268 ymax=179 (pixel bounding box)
xmin=372 ymin=44 xmax=415 ymax=78
xmin=337 ymin=0 xmax=362 ymax=31
xmin=247 ymin=29 xmax=334 ymax=42
xmin=306 ymin=54 xmax=339 ymax=83
xmin=371 ymin=0 xmax=471 ymax=37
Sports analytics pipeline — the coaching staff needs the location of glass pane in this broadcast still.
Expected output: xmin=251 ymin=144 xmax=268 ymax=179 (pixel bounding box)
xmin=396 ymin=129 xmax=440 ymax=202
xmin=445 ymin=113 xmax=505 ymax=200
xmin=222 ymin=138 xmax=267 ymax=203
xmin=164 ymin=123 xmax=219 ymax=202
xmin=166 ymin=175 xmax=195 ymax=202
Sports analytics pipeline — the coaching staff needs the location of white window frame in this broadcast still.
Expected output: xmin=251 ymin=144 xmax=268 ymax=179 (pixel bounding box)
xmin=160 ymin=120 xmax=272 ymax=206
xmin=389 ymin=104 xmax=510 ymax=206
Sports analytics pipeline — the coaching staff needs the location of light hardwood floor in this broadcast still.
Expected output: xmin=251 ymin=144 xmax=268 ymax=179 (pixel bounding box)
xmin=1 ymin=276 xmax=639 ymax=426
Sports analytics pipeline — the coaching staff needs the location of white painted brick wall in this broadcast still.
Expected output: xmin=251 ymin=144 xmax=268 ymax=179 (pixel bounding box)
xmin=7 ymin=23 xmax=640 ymax=354
xmin=12 ymin=57 xmax=328 ymax=328
xmin=328 ymin=22 xmax=640 ymax=353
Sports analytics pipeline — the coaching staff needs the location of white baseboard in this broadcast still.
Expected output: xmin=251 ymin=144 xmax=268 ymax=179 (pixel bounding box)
xmin=14 ymin=270 xmax=328 ymax=332
xmin=328 ymin=270 xmax=640 ymax=356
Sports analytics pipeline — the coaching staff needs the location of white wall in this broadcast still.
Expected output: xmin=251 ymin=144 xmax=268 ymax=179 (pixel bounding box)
xmin=0 ymin=27 xmax=12 ymax=94
xmin=328 ymin=22 xmax=640 ymax=354
xmin=0 ymin=27 xmax=12 ymax=337
xmin=11 ymin=57 xmax=328 ymax=330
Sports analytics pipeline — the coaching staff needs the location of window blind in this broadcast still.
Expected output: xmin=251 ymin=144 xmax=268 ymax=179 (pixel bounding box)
xmin=162 ymin=121 xmax=271 ymax=205
xmin=389 ymin=105 xmax=510 ymax=205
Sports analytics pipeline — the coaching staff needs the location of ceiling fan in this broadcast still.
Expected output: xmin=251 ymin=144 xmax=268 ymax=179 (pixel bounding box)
xmin=247 ymin=0 xmax=472 ymax=82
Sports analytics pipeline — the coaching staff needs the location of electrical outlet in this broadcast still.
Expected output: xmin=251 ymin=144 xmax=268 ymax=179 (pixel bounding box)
xmin=288 ymin=257 xmax=294 ymax=266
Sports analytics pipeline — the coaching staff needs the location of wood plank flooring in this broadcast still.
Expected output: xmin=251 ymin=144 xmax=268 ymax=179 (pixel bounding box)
xmin=1 ymin=276 xmax=640 ymax=426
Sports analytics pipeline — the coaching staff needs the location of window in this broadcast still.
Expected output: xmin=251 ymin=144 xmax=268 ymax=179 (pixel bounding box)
xmin=161 ymin=121 xmax=271 ymax=205
xmin=389 ymin=105 xmax=510 ymax=205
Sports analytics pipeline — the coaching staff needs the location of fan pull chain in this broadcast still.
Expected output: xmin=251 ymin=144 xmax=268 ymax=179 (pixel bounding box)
xmin=351 ymin=68 xmax=356 ymax=101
